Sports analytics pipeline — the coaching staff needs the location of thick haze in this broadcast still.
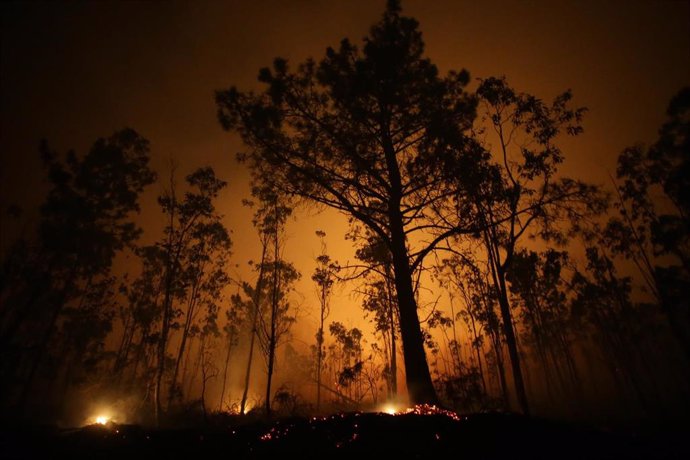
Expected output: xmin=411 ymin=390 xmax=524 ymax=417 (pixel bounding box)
xmin=2 ymin=0 xmax=689 ymax=339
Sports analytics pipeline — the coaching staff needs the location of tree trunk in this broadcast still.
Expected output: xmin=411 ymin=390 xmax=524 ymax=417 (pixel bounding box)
xmin=389 ymin=222 xmax=438 ymax=405
xmin=316 ymin=323 xmax=324 ymax=411
xmin=218 ymin=328 xmax=235 ymax=412
xmin=386 ymin=269 xmax=398 ymax=397
xmin=496 ymin=272 xmax=530 ymax=415
xmin=168 ymin=287 xmax=200 ymax=410
xmin=265 ymin=333 xmax=276 ymax=416
xmin=265 ymin=227 xmax=280 ymax=417
xmin=383 ymin=131 xmax=438 ymax=406
xmin=240 ymin=240 xmax=267 ymax=414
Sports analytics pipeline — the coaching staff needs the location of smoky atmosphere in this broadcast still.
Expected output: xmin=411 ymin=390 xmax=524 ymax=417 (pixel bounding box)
xmin=1 ymin=1 xmax=689 ymax=458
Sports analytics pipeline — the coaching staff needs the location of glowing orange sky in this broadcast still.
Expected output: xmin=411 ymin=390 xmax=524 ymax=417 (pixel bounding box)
xmin=1 ymin=0 xmax=689 ymax=339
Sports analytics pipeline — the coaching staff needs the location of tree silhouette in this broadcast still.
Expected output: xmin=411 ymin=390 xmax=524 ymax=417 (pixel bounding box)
xmin=152 ymin=166 xmax=228 ymax=425
xmin=312 ymin=230 xmax=337 ymax=411
xmin=216 ymin=0 xmax=489 ymax=405
xmin=451 ymin=76 xmax=603 ymax=414
xmin=605 ymin=87 xmax=690 ymax=361
xmin=0 ymin=129 xmax=155 ymax=415
xmin=234 ymin=184 xmax=297 ymax=416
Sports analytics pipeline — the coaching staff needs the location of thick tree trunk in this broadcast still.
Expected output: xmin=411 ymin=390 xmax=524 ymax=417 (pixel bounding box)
xmin=382 ymin=128 xmax=438 ymax=406
xmin=389 ymin=219 xmax=438 ymax=405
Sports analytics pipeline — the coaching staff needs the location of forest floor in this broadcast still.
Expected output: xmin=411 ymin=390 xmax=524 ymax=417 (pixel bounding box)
xmin=1 ymin=409 xmax=689 ymax=459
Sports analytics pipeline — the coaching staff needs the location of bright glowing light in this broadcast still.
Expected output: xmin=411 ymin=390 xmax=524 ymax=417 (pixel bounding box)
xmin=381 ymin=404 xmax=398 ymax=415
xmin=95 ymin=415 xmax=109 ymax=425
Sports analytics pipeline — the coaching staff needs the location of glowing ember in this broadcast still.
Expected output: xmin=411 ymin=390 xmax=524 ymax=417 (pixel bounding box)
xmin=376 ymin=403 xmax=462 ymax=420
xmin=381 ymin=404 xmax=399 ymax=415
xmin=95 ymin=415 xmax=109 ymax=425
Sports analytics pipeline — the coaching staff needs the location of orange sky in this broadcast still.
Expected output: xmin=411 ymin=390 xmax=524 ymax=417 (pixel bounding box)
xmin=1 ymin=0 xmax=689 ymax=344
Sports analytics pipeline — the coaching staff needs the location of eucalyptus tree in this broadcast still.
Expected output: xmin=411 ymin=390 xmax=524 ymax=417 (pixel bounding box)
xmin=152 ymin=166 xmax=228 ymax=424
xmin=234 ymin=183 xmax=296 ymax=416
xmin=312 ymin=230 xmax=337 ymax=411
xmin=449 ymin=76 xmax=604 ymax=414
xmin=168 ymin=216 xmax=231 ymax=410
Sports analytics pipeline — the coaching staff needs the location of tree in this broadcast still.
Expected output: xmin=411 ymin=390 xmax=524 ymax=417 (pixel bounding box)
xmin=312 ymin=230 xmax=337 ymax=411
xmin=329 ymin=322 xmax=365 ymax=404
xmin=604 ymin=87 xmax=690 ymax=361
xmin=218 ymin=301 xmax=243 ymax=412
xmin=152 ymin=166 xmax=228 ymax=425
xmin=0 ymin=129 xmax=155 ymax=416
xmin=112 ymin=246 xmax=164 ymax=393
xmin=451 ymin=76 xmax=602 ymax=414
xmin=506 ymin=250 xmax=579 ymax=399
xmin=570 ymin=247 xmax=660 ymax=411
xmin=217 ymin=0 xmax=485 ymax=405
xmin=234 ymin=184 xmax=298 ymax=416
xmin=167 ymin=208 xmax=231 ymax=410
xmin=256 ymin=190 xmax=299 ymax=416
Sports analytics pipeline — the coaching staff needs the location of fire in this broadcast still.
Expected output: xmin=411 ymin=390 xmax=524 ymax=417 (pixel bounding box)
xmin=95 ymin=415 xmax=109 ymax=425
xmin=377 ymin=403 xmax=462 ymax=420
xmin=381 ymin=404 xmax=399 ymax=415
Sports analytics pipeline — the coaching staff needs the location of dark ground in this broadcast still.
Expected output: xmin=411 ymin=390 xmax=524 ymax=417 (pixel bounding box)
xmin=1 ymin=410 xmax=689 ymax=459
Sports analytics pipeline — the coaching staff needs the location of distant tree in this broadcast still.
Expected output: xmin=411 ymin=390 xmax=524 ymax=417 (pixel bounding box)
xmin=604 ymin=87 xmax=690 ymax=361
xmin=0 ymin=129 xmax=155 ymax=416
xmin=236 ymin=205 xmax=270 ymax=415
xmin=311 ymin=230 xmax=337 ymax=411
xmin=112 ymin=246 xmax=164 ymax=393
xmin=329 ymin=322 xmax=365 ymax=403
xmin=570 ymin=247 xmax=661 ymax=411
xmin=218 ymin=300 xmax=244 ymax=412
xmin=217 ymin=1 xmax=487 ymax=405
xmin=442 ymin=255 xmax=508 ymax=406
xmin=167 ymin=205 xmax=231 ymax=410
xmin=256 ymin=192 xmax=299 ymax=415
xmin=152 ymin=166 xmax=228 ymax=425
xmin=506 ymin=249 xmax=579 ymax=399
xmin=234 ymin=184 xmax=298 ymax=416
xmin=198 ymin=315 xmax=220 ymax=422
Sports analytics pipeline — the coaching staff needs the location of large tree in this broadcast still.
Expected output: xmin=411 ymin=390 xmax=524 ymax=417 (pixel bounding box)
xmin=217 ymin=0 xmax=486 ymax=405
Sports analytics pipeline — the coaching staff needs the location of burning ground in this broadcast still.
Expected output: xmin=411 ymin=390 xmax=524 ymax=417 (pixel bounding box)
xmin=2 ymin=406 xmax=688 ymax=460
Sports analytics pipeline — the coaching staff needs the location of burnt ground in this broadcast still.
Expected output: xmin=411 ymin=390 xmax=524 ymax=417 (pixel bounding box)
xmin=1 ymin=411 xmax=688 ymax=460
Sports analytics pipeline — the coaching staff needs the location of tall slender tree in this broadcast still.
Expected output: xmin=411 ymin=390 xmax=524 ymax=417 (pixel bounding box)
xmin=312 ymin=230 xmax=336 ymax=411
xmin=153 ymin=166 xmax=228 ymax=425
xmin=451 ymin=76 xmax=602 ymax=414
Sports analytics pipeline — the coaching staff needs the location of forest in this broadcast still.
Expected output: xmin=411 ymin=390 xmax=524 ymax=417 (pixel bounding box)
xmin=1 ymin=2 xmax=688 ymax=451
